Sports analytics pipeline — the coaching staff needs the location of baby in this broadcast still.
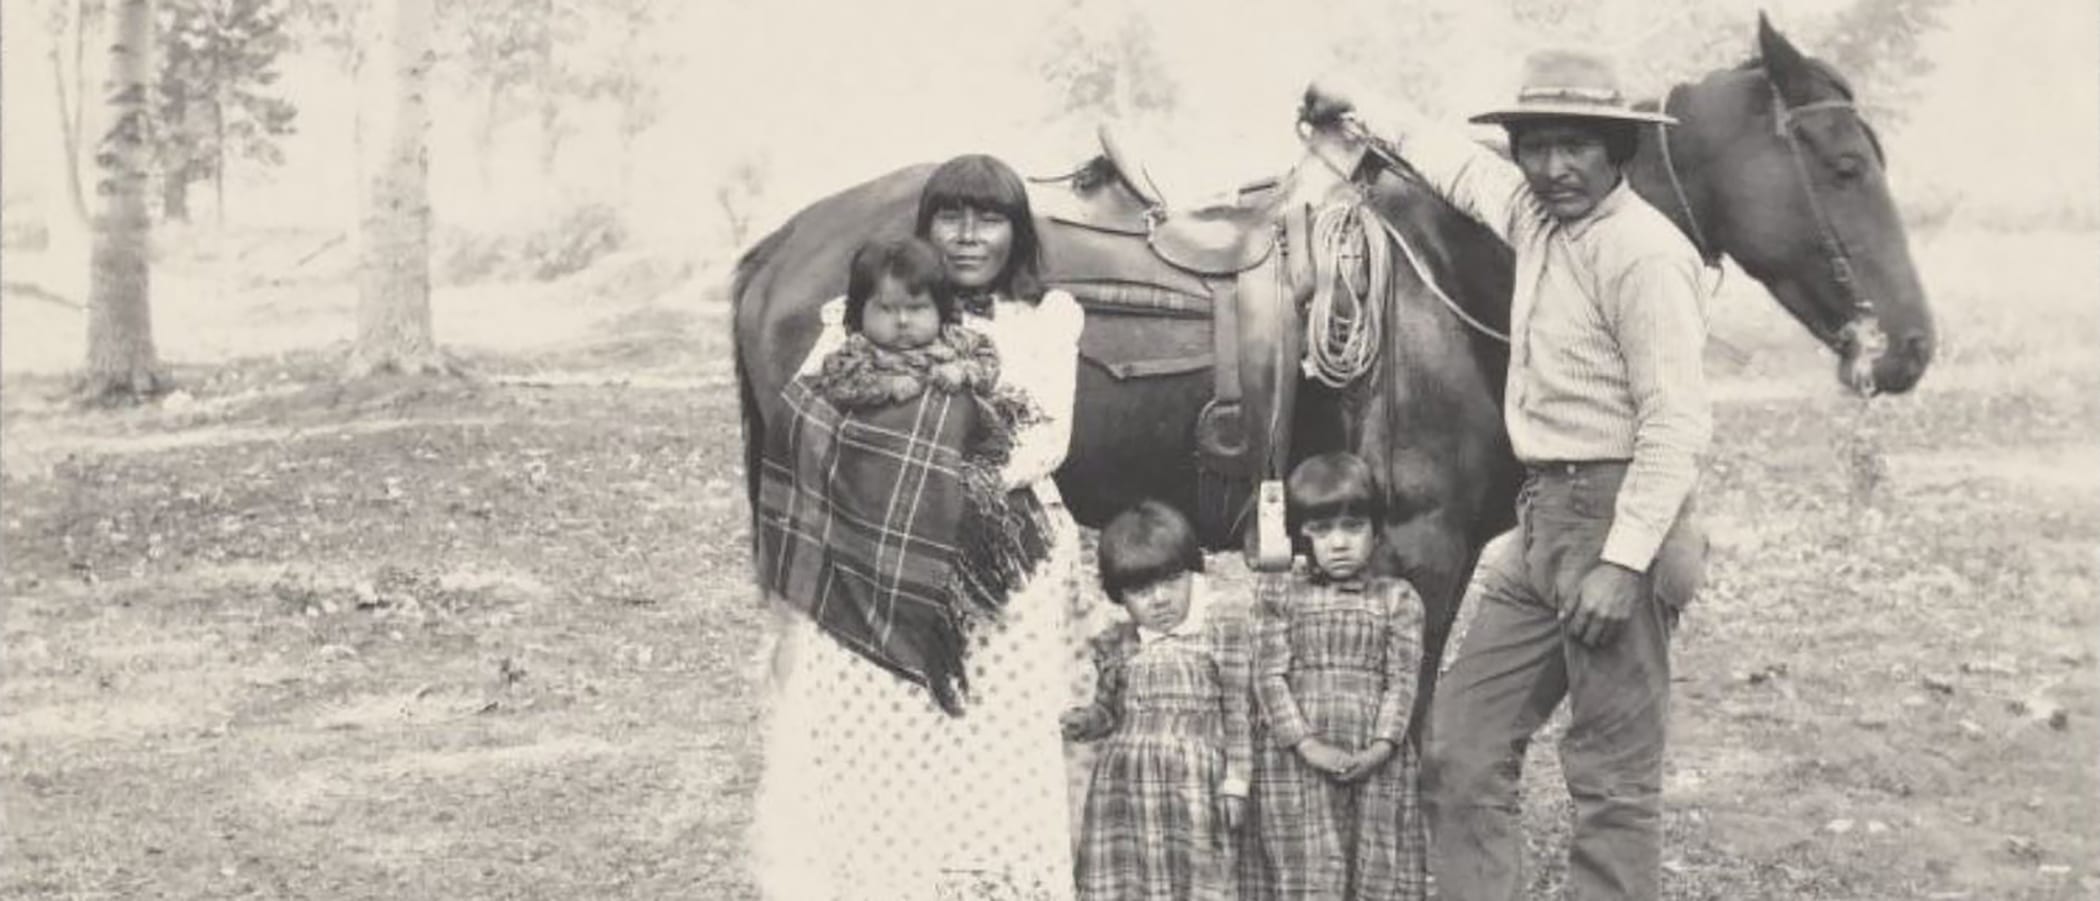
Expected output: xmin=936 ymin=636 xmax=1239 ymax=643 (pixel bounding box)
xmin=809 ymin=237 xmax=1000 ymax=412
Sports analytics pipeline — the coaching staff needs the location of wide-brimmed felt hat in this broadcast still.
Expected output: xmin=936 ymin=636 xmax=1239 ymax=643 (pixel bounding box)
xmin=1469 ymin=49 xmax=1678 ymax=126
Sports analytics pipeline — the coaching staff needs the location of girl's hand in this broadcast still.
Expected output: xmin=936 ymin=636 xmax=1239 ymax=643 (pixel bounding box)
xmin=1338 ymin=739 xmax=1397 ymax=783
xmin=1219 ymin=795 xmax=1247 ymax=835
xmin=1296 ymin=738 xmax=1352 ymax=777
xmin=1059 ymin=708 xmax=1096 ymax=741
xmin=749 ymin=595 xmax=802 ymax=691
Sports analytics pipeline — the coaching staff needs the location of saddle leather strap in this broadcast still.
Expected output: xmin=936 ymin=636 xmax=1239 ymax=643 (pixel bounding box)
xmin=1212 ymin=278 xmax=1242 ymax=407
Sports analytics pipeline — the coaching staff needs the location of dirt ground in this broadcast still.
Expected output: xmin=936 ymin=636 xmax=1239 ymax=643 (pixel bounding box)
xmin=3 ymin=226 xmax=2096 ymax=899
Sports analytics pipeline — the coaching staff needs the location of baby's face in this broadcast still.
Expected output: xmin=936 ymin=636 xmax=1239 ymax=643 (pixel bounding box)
xmin=862 ymin=276 xmax=942 ymax=351
xmin=1124 ymin=572 xmax=1194 ymax=633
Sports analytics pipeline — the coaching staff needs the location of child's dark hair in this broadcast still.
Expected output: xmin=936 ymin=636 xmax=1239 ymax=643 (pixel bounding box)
xmin=843 ymin=236 xmax=956 ymax=332
xmin=1286 ymin=452 xmax=1384 ymax=526
xmin=1098 ymin=499 xmax=1204 ymax=605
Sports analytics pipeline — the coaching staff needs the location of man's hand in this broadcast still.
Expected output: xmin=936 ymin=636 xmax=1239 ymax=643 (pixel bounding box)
xmin=1564 ymin=561 xmax=1644 ymax=647
xmin=1295 ymin=737 xmax=1353 ymax=777
xmin=1300 ymin=73 xmax=1379 ymax=129
xmin=1337 ymin=739 xmax=1396 ymax=783
xmin=1300 ymin=80 xmax=1356 ymax=128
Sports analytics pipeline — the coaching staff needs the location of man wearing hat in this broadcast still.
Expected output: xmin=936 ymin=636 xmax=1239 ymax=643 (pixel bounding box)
xmin=1301 ymin=49 xmax=1712 ymax=900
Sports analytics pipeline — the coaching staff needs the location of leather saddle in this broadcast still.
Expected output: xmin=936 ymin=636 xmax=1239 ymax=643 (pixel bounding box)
xmin=1032 ymin=124 xmax=1289 ymax=276
xmin=1029 ymin=124 xmax=1336 ymax=550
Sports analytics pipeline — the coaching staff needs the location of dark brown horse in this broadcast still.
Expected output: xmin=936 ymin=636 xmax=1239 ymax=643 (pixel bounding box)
xmin=731 ymin=16 xmax=1933 ymax=714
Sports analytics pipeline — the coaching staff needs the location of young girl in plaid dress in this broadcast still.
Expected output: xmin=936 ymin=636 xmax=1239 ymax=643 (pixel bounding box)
xmin=1248 ymin=453 xmax=1428 ymax=900
xmin=1063 ymin=500 xmax=1253 ymax=901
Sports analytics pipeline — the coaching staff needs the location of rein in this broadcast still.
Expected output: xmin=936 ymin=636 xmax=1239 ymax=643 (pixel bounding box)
xmin=1769 ymin=93 xmax=1879 ymax=305
xmin=1302 ymin=73 xmax=1886 ymax=372
xmin=1304 ymin=120 xmax=1513 ymax=346
xmin=1652 ymin=78 xmax=1886 ymax=391
xmin=1654 ymin=85 xmax=1720 ymax=266
xmin=1767 ymin=85 xmax=1887 ymax=393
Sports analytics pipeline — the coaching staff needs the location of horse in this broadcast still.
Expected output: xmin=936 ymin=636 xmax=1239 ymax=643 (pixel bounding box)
xmin=729 ymin=14 xmax=1934 ymax=722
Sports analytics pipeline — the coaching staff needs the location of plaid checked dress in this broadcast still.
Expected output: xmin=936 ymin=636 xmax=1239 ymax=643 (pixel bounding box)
xmin=1247 ymin=574 xmax=1428 ymax=901
xmin=751 ymin=293 xmax=1086 ymax=901
xmin=1069 ymin=585 xmax=1253 ymax=901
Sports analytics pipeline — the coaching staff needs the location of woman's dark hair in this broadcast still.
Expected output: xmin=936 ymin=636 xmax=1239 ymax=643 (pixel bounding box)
xmin=1505 ymin=118 xmax=1641 ymax=168
xmin=842 ymin=236 xmax=956 ymax=332
xmin=1286 ymin=452 xmax=1384 ymax=527
xmin=913 ymin=154 xmax=1045 ymax=303
xmin=1098 ymin=499 xmax=1204 ymax=605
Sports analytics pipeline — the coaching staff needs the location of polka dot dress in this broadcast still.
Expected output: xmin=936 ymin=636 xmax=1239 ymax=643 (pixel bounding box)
xmin=751 ymin=293 xmax=1095 ymax=901
xmin=751 ymin=517 xmax=1085 ymax=901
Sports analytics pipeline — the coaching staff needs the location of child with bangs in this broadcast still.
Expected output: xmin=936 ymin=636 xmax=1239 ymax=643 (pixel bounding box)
xmin=810 ymin=236 xmax=1002 ymax=413
xmin=1063 ymin=500 xmax=1253 ymax=901
xmin=1247 ymin=452 xmax=1428 ymax=900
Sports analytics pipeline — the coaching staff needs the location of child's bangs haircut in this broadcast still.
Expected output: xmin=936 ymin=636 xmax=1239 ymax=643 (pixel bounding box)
xmin=1098 ymin=499 xmax=1204 ymax=604
xmin=843 ymin=236 xmax=956 ymax=331
xmin=1286 ymin=452 xmax=1384 ymax=525
xmin=913 ymin=154 xmax=1044 ymax=302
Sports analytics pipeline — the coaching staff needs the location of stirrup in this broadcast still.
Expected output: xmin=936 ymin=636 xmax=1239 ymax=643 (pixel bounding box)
xmin=1246 ymin=479 xmax=1292 ymax=572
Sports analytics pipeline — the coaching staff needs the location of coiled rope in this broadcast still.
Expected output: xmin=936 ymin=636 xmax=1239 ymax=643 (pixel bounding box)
xmin=1302 ymin=118 xmax=1514 ymax=347
xmin=1303 ymin=199 xmax=1389 ymax=387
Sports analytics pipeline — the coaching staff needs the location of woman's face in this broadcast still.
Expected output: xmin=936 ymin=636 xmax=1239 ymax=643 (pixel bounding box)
xmin=925 ymin=205 xmax=1013 ymax=292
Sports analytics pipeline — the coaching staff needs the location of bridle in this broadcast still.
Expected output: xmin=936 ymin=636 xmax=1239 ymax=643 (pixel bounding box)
xmin=1655 ymin=76 xmax=1888 ymax=390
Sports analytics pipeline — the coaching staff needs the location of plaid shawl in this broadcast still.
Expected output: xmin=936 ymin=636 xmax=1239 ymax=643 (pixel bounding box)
xmin=755 ymin=345 xmax=1049 ymax=715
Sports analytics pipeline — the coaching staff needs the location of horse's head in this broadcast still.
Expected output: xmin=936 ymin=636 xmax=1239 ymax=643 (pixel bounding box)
xmin=1668 ymin=14 xmax=1934 ymax=394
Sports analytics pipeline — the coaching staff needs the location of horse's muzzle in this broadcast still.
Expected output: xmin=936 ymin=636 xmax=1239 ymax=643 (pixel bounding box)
xmin=1837 ymin=316 xmax=1931 ymax=396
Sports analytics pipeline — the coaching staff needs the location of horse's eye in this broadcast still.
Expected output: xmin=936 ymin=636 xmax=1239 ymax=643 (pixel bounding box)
xmin=1833 ymin=154 xmax=1868 ymax=182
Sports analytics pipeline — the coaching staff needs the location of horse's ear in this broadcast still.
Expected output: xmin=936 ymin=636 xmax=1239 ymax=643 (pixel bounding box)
xmin=1756 ymin=11 xmax=1816 ymax=105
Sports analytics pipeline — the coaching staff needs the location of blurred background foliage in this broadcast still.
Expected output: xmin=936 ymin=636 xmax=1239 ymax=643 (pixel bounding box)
xmin=1 ymin=0 xmax=2092 ymax=285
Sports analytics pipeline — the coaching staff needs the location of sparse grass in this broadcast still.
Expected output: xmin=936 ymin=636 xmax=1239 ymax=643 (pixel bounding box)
xmin=2 ymin=226 xmax=2095 ymax=899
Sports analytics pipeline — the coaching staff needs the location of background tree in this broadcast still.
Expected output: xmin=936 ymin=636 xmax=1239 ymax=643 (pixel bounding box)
xmin=1815 ymin=0 xmax=1951 ymax=127
xmin=43 ymin=0 xmax=105 ymax=229
xmin=155 ymin=0 xmax=299 ymax=222
xmin=570 ymin=0 xmax=662 ymax=201
xmin=1037 ymin=1 xmax=1177 ymax=123
xmin=713 ymin=156 xmax=767 ymax=251
xmin=349 ymin=0 xmax=448 ymax=376
xmin=84 ymin=0 xmax=166 ymax=400
xmin=435 ymin=0 xmax=578 ymax=189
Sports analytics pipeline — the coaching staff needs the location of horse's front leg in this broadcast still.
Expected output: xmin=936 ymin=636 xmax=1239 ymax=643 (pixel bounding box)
xmin=1378 ymin=504 xmax=1478 ymax=745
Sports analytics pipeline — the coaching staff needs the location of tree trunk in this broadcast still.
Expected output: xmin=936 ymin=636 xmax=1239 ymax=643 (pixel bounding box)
xmin=84 ymin=0 xmax=165 ymax=402
xmin=475 ymin=80 xmax=498 ymax=193
xmin=349 ymin=0 xmax=449 ymax=378
xmin=614 ymin=1 xmax=642 ymax=204
xmin=51 ymin=0 xmax=98 ymax=228
xmin=214 ymin=81 xmax=229 ymax=228
xmin=163 ymin=171 xmax=191 ymax=221
xmin=52 ymin=53 xmax=94 ymax=226
xmin=161 ymin=87 xmax=191 ymax=221
xmin=534 ymin=0 xmax=561 ymax=177
xmin=158 ymin=15 xmax=190 ymax=223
